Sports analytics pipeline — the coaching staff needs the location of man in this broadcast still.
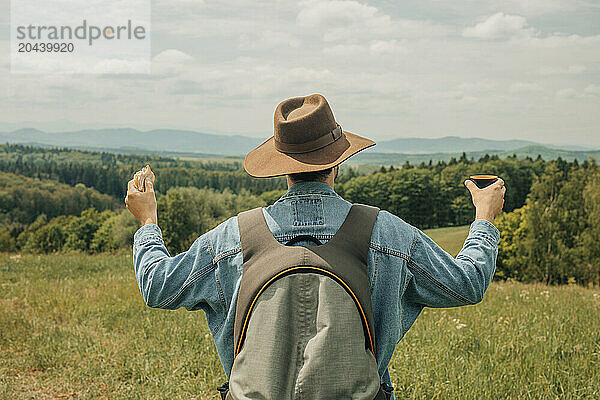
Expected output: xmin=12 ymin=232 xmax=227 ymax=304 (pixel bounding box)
xmin=126 ymin=93 xmax=505 ymax=399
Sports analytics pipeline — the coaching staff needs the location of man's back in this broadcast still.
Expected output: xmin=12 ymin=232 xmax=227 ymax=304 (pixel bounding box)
xmin=133 ymin=181 xmax=500 ymax=396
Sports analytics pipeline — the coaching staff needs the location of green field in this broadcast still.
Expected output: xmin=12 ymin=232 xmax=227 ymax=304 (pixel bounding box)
xmin=1 ymin=227 xmax=599 ymax=399
xmin=424 ymin=225 xmax=470 ymax=257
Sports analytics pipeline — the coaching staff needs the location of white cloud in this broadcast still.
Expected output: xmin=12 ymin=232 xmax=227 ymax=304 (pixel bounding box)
xmin=520 ymin=33 xmax=600 ymax=48
xmin=297 ymin=0 xmax=386 ymax=30
xmin=153 ymin=49 xmax=194 ymax=63
xmin=2 ymin=1 xmax=600 ymax=146
xmin=509 ymin=82 xmax=541 ymax=93
xmin=323 ymin=39 xmax=408 ymax=57
xmin=555 ymin=88 xmax=580 ymax=99
xmin=297 ymin=0 xmax=449 ymax=43
xmin=152 ymin=49 xmax=194 ymax=75
xmin=463 ymin=13 xmax=536 ymax=39
xmin=369 ymin=40 xmax=408 ymax=55
xmin=491 ymin=0 xmax=581 ymax=15
xmin=584 ymin=84 xmax=600 ymax=96
xmin=459 ymin=95 xmax=479 ymax=105
xmin=323 ymin=44 xmax=365 ymax=56
xmin=539 ymin=65 xmax=587 ymax=75
xmin=238 ymin=30 xmax=301 ymax=50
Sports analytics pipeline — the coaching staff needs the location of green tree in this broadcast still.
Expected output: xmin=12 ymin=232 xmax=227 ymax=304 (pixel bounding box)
xmin=495 ymin=206 xmax=529 ymax=280
xmin=0 ymin=228 xmax=16 ymax=252
xmin=158 ymin=188 xmax=265 ymax=254
xmin=578 ymin=167 xmax=600 ymax=285
xmin=496 ymin=160 xmax=599 ymax=285
xmin=64 ymin=209 xmax=113 ymax=252
xmin=91 ymin=209 xmax=139 ymax=252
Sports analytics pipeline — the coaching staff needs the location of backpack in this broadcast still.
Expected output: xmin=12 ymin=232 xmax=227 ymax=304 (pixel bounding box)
xmin=217 ymin=204 xmax=393 ymax=400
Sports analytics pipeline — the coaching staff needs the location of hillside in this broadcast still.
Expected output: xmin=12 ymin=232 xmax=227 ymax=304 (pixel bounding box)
xmin=1 ymin=128 xmax=596 ymax=157
xmin=351 ymin=145 xmax=600 ymax=165
xmin=0 ymin=128 xmax=263 ymax=157
xmin=0 ymin=170 xmax=118 ymax=227
xmin=373 ymin=136 xmax=541 ymax=154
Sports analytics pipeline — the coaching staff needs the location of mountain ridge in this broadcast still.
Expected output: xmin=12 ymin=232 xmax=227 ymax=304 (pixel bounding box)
xmin=0 ymin=128 xmax=596 ymax=156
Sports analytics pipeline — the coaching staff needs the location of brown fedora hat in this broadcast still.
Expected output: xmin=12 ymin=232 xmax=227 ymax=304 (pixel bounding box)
xmin=244 ymin=94 xmax=376 ymax=178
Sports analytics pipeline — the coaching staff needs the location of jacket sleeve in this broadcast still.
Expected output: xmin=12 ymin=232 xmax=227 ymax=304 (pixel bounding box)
xmin=405 ymin=219 xmax=500 ymax=307
xmin=132 ymin=224 xmax=222 ymax=313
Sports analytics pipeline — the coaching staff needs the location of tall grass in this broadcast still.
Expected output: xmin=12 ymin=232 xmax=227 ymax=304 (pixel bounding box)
xmin=1 ymin=237 xmax=599 ymax=398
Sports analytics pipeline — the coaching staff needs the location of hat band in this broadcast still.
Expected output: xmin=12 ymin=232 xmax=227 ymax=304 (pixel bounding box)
xmin=275 ymin=125 xmax=343 ymax=154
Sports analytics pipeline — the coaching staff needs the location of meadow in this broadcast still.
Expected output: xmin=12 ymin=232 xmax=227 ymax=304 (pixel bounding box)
xmin=1 ymin=227 xmax=599 ymax=399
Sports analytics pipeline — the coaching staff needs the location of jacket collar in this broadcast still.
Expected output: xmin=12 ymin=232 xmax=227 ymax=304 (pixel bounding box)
xmin=281 ymin=181 xmax=338 ymax=198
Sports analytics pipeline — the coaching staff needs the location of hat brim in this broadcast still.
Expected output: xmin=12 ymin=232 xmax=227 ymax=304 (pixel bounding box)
xmin=243 ymin=131 xmax=375 ymax=178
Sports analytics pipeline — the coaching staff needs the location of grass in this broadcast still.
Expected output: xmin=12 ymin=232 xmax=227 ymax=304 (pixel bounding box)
xmin=424 ymin=225 xmax=470 ymax=257
xmin=1 ymin=227 xmax=599 ymax=399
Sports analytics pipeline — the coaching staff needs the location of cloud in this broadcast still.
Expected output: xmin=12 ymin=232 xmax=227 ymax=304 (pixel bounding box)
xmin=322 ymin=44 xmax=365 ymax=56
xmin=520 ymin=33 xmax=600 ymax=48
xmin=555 ymin=88 xmax=580 ymax=99
xmin=153 ymin=49 xmax=194 ymax=63
xmin=369 ymin=40 xmax=408 ymax=55
xmin=238 ymin=30 xmax=301 ymax=50
xmin=509 ymin=82 xmax=541 ymax=93
xmin=539 ymin=65 xmax=587 ymax=75
xmin=2 ymin=0 xmax=600 ymax=147
xmin=152 ymin=49 xmax=194 ymax=75
xmin=323 ymin=40 xmax=408 ymax=57
xmin=584 ymin=84 xmax=600 ymax=96
xmin=297 ymin=0 xmax=386 ymax=30
xmin=463 ymin=12 xmax=536 ymax=39
xmin=297 ymin=0 xmax=449 ymax=43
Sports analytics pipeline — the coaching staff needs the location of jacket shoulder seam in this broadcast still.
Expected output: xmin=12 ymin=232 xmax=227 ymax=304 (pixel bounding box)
xmin=213 ymin=246 xmax=242 ymax=264
xmin=369 ymin=242 xmax=410 ymax=261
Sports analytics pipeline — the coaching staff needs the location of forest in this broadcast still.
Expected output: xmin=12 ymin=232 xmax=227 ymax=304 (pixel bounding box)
xmin=1 ymin=144 xmax=598 ymax=285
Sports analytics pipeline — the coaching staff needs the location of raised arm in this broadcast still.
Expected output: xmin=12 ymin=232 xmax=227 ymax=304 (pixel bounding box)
xmin=125 ymin=175 xmax=220 ymax=312
xmin=132 ymin=226 xmax=220 ymax=311
xmin=405 ymin=178 xmax=505 ymax=307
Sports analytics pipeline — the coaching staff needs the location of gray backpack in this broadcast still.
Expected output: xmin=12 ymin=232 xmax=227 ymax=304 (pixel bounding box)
xmin=218 ymin=204 xmax=393 ymax=400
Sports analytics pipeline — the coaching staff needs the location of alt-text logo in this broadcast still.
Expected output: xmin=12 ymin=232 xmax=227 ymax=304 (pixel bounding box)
xmin=16 ymin=20 xmax=147 ymax=46
xmin=11 ymin=0 xmax=151 ymax=74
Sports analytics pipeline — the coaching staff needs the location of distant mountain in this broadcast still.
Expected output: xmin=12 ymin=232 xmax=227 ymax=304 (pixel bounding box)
xmin=373 ymin=136 xmax=568 ymax=154
xmin=0 ymin=128 xmax=596 ymax=156
xmin=0 ymin=128 xmax=263 ymax=156
xmin=352 ymin=145 xmax=600 ymax=166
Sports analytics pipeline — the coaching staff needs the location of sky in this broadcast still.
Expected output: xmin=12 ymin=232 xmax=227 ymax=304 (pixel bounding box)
xmin=0 ymin=0 xmax=599 ymax=147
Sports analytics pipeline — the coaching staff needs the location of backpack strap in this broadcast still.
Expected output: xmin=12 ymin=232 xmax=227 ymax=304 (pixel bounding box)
xmin=238 ymin=204 xmax=378 ymax=263
xmin=235 ymin=204 xmax=380 ymax=357
xmin=314 ymin=203 xmax=379 ymax=265
xmin=237 ymin=207 xmax=282 ymax=263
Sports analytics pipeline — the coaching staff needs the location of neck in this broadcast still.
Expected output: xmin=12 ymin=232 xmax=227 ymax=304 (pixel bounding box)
xmin=286 ymin=177 xmax=335 ymax=189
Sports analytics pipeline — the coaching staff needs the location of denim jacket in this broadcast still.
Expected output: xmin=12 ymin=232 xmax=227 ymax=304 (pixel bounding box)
xmin=133 ymin=181 xmax=500 ymax=397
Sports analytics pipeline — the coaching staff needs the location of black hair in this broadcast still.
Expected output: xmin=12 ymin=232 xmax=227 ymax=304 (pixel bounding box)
xmin=288 ymin=167 xmax=335 ymax=183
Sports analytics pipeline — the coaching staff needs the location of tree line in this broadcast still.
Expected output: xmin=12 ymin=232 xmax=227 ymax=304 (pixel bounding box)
xmin=0 ymin=152 xmax=285 ymax=200
xmin=0 ymin=171 xmax=116 ymax=230
xmin=2 ymin=144 xmax=599 ymax=286
xmin=339 ymin=154 xmax=545 ymax=228
xmin=495 ymin=158 xmax=600 ymax=286
xmin=0 ymin=187 xmax=270 ymax=255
